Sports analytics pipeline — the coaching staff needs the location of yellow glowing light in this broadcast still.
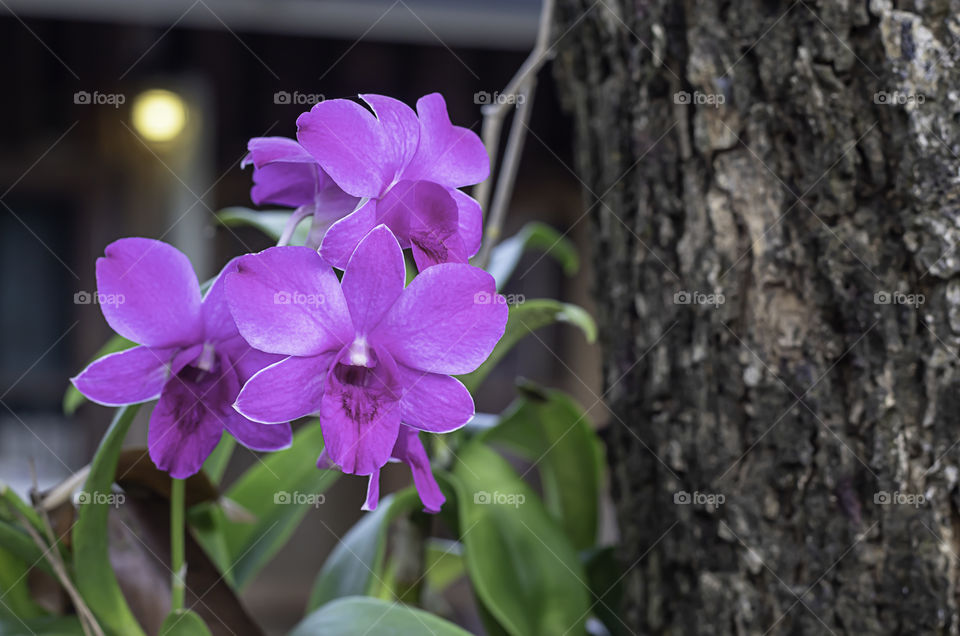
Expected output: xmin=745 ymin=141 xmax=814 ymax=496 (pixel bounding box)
xmin=131 ymin=89 xmax=188 ymax=142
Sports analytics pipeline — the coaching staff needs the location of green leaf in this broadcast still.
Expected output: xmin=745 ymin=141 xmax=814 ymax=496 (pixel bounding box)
xmin=307 ymin=489 xmax=420 ymax=611
xmin=216 ymin=207 xmax=310 ymax=244
xmin=424 ymin=539 xmax=465 ymax=593
xmin=486 ymin=222 xmax=579 ymax=290
xmin=158 ymin=609 xmax=212 ymax=636
xmin=186 ymin=505 xmax=233 ymax=585
xmin=62 ymin=334 xmax=136 ymax=415
xmin=72 ymin=405 xmax=146 ymax=636
xmin=0 ymin=521 xmax=50 ymax=577
xmin=0 ymin=616 xmax=86 ymax=635
xmin=0 ymin=483 xmax=44 ymax=536
xmin=0 ymin=487 xmax=56 ymax=579
xmin=480 ymin=385 xmax=602 ymax=550
xmin=0 ymin=547 xmax=43 ymax=621
xmin=216 ymin=422 xmax=337 ymax=588
xmin=203 ymin=435 xmax=235 ymax=485
xmin=404 ymin=251 xmax=418 ymax=286
xmin=459 ymin=300 xmax=596 ymax=391
xmin=582 ymin=546 xmax=626 ymax=636
xmin=291 ymin=596 xmax=471 ymax=636
xmin=447 ymin=443 xmax=590 ymax=636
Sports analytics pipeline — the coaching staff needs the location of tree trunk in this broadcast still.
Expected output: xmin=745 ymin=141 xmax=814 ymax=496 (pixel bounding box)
xmin=554 ymin=0 xmax=960 ymax=633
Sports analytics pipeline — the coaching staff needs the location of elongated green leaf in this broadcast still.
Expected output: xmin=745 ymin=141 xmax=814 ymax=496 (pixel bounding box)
xmin=486 ymin=222 xmax=579 ymax=290
xmin=307 ymin=489 xmax=420 ymax=611
xmin=372 ymin=559 xmax=401 ymax=602
xmin=203 ymin=435 xmax=235 ymax=485
xmin=448 ymin=443 xmax=590 ymax=636
xmin=0 ymin=521 xmax=51 ymax=577
xmin=0 ymin=616 xmax=85 ymax=635
xmin=217 ymin=207 xmax=310 ymax=244
xmin=0 ymin=483 xmax=43 ymax=536
xmin=0 ymin=547 xmax=43 ymax=621
xmin=459 ymin=300 xmax=596 ymax=391
xmin=218 ymin=422 xmax=337 ymax=588
xmin=159 ymin=609 xmax=212 ymax=636
xmin=291 ymin=596 xmax=471 ymax=636
xmin=186 ymin=505 xmax=233 ymax=586
xmin=0 ymin=487 xmax=56 ymax=579
xmin=480 ymin=385 xmax=602 ymax=550
xmin=429 ymin=475 xmax=510 ymax=636
xmin=72 ymin=405 xmax=146 ymax=636
xmin=62 ymin=334 xmax=136 ymax=415
xmin=424 ymin=539 xmax=465 ymax=593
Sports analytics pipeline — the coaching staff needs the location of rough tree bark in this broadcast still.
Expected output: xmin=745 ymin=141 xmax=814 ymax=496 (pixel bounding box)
xmin=554 ymin=0 xmax=960 ymax=634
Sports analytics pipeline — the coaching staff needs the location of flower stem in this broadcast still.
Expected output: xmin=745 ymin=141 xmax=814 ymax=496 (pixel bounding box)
xmin=277 ymin=204 xmax=313 ymax=247
xmin=472 ymin=0 xmax=554 ymax=268
xmin=170 ymin=478 xmax=186 ymax=611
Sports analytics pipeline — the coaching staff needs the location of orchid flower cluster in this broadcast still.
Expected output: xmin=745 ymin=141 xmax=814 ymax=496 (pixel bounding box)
xmin=72 ymin=93 xmax=508 ymax=513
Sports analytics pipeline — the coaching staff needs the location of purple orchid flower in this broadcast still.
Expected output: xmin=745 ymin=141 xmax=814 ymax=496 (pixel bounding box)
xmin=296 ymin=93 xmax=489 ymax=271
xmin=225 ymin=225 xmax=507 ymax=511
xmin=71 ymin=238 xmax=291 ymax=479
xmin=318 ymin=426 xmax=444 ymax=512
xmin=243 ymin=136 xmax=360 ymax=245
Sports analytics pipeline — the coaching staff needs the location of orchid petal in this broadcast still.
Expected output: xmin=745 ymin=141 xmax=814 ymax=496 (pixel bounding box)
xmin=319 ymin=199 xmax=378 ymax=270
xmin=319 ymin=346 xmax=401 ymax=475
xmin=234 ymin=353 xmax=333 ymax=424
xmin=251 ymin=162 xmax=319 ymax=208
xmin=341 ymin=225 xmax=405 ymax=333
xmin=147 ymin=362 xmax=235 ymax=479
xmin=402 ymin=93 xmax=489 ymax=188
xmin=377 ymin=180 xmax=466 ymax=269
xmin=377 ymin=264 xmax=507 ymax=374
xmin=297 ymin=99 xmax=391 ymax=198
xmin=96 ymin=238 xmax=203 ymax=347
xmin=223 ymin=411 xmax=293 ymax=452
xmin=202 ymin=258 xmax=241 ymax=343
xmin=393 ymin=427 xmax=445 ymax=513
xmin=453 ymin=189 xmax=483 ymax=257
xmin=317 ymin=449 xmax=337 ymax=470
xmin=244 ymin=136 xmax=316 ymax=167
xmin=226 ymin=246 xmax=352 ymax=356
xmin=396 ymin=365 xmax=474 ymax=433
xmin=71 ymin=345 xmax=182 ymax=407
xmin=361 ymin=94 xmax=419 ymax=178
xmin=362 ymin=469 xmax=381 ymax=512
xmin=217 ymin=335 xmax=283 ymax=385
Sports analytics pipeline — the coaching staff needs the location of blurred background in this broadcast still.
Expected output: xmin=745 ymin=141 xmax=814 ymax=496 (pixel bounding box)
xmin=0 ymin=0 xmax=600 ymax=632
